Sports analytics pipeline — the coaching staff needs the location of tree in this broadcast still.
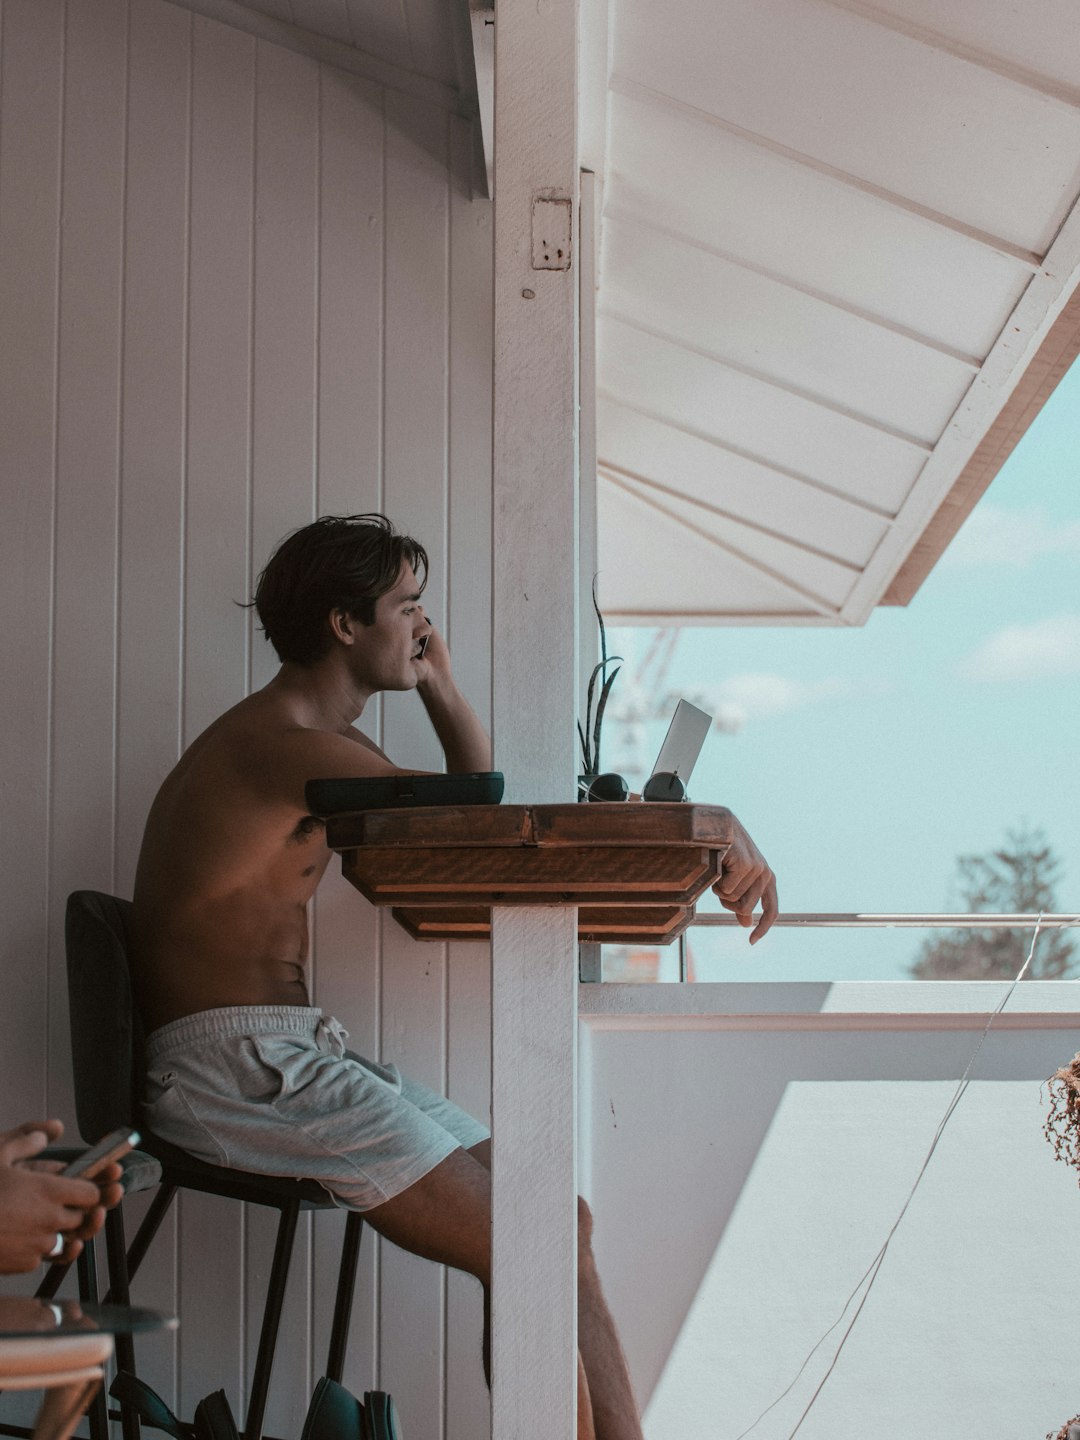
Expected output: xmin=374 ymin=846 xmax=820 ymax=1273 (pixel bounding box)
xmin=909 ymin=825 xmax=1075 ymax=981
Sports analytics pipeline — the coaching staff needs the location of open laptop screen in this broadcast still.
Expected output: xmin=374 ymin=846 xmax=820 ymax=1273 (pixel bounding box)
xmin=650 ymin=699 xmax=712 ymax=785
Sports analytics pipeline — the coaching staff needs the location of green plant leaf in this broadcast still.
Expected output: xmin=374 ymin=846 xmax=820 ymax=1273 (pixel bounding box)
xmin=592 ymin=665 xmax=621 ymax=775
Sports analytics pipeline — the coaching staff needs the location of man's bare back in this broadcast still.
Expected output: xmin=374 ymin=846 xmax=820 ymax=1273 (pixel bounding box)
xmin=133 ymin=690 xmax=354 ymax=1030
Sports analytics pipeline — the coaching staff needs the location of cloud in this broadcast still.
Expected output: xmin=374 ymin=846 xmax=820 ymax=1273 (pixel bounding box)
xmin=710 ymin=672 xmax=851 ymax=727
xmin=961 ymin=612 xmax=1080 ymax=682
xmin=944 ymin=505 xmax=1080 ymax=569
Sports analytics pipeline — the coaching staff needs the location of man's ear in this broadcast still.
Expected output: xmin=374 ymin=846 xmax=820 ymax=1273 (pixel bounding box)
xmin=328 ymin=608 xmax=355 ymax=646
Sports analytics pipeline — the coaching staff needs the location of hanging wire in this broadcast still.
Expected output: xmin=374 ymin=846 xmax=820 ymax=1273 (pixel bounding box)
xmin=733 ymin=915 xmax=1047 ymax=1440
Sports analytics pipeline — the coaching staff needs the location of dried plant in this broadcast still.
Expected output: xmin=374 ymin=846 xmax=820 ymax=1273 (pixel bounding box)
xmin=577 ymin=577 xmax=621 ymax=776
xmin=1044 ymin=1053 xmax=1080 ymax=1176
xmin=1045 ymin=1413 xmax=1080 ymax=1440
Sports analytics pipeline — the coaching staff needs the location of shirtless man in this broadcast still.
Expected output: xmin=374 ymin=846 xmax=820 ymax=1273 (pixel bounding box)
xmin=131 ymin=513 xmax=778 ymax=1440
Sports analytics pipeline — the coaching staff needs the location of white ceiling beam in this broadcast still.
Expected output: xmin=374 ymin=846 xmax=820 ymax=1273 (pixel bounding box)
xmin=597 ymin=388 xmax=897 ymax=520
xmin=603 ymin=470 xmax=845 ymax=620
xmin=602 ymin=203 xmax=984 ymax=370
xmin=456 ymin=0 xmax=494 ymax=197
xmin=842 ymin=190 xmax=1080 ymax=623
xmin=885 ymin=283 xmax=1080 ymax=605
xmin=598 ymin=460 xmax=863 ymax=573
xmin=161 ymin=0 xmax=470 ymax=114
xmin=602 ymin=307 xmax=936 ymax=452
xmin=821 ymin=0 xmax=1080 ymax=111
xmin=608 ymin=74 xmax=1044 ymax=271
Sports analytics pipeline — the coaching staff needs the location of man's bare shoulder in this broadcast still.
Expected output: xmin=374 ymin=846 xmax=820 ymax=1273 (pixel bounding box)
xmin=203 ymin=691 xmax=415 ymax=795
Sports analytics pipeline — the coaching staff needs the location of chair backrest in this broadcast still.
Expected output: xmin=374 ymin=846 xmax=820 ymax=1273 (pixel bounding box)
xmin=65 ymin=890 xmax=144 ymax=1143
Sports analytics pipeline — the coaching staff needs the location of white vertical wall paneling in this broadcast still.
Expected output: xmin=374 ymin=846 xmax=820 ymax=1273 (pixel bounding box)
xmin=248 ymin=37 xmax=320 ymax=698
xmin=179 ymin=13 xmax=257 ymax=1419
xmin=183 ymin=15 xmax=256 ymax=747
xmin=379 ymin=89 xmax=452 ymax=1436
xmin=0 ymin=8 xmax=496 ymax=1438
xmin=310 ymin=64 xmax=385 ymax=1402
xmin=0 ymin=0 xmax=64 ymax=1121
xmin=115 ymin=1 xmax=195 ymax=1404
xmin=115 ymin=0 xmax=190 ymax=899
xmin=445 ymin=111 xmax=494 ymax=1440
xmin=48 ymin=0 xmax=128 ymax=1115
xmin=246 ymin=38 xmax=322 ymax=1440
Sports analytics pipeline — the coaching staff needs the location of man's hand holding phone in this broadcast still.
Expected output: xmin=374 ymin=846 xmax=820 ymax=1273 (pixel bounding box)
xmin=0 ymin=1120 xmax=126 ymax=1274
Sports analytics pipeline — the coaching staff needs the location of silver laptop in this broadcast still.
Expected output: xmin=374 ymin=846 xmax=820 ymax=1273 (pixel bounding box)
xmin=649 ymin=699 xmax=711 ymax=787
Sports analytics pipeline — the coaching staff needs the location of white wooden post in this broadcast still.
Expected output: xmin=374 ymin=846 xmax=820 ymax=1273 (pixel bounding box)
xmin=491 ymin=0 xmax=580 ymax=1435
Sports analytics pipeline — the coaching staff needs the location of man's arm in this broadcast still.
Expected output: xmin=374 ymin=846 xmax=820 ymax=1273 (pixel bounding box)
xmin=413 ymin=627 xmax=491 ymax=773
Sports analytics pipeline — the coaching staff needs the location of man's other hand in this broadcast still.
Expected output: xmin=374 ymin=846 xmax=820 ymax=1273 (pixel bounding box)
xmin=711 ymin=816 xmax=779 ymax=944
xmin=0 ymin=1120 xmax=123 ymax=1273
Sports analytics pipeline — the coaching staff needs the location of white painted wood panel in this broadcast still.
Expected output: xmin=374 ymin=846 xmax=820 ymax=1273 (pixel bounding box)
xmin=0 ymin=0 xmax=65 ymax=1122
xmin=604 ymin=472 xmax=860 ymax=612
xmin=379 ymin=91 xmax=454 ymax=1435
xmin=341 ymin=0 xmax=411 ymax=74
xmin=604 ymin=85 xmax=1032 ymax=359
xmin=597 ymin=483 xmax=821 ymax=622
xmin=597 ymin=398 xmax=890 ymax=568
xmin=0 ymin=7 xmax=493 ymax=1439
xmin=861 ymin=0 xmax=1080 ymax=98
xmin=614 ymin=0 xmax=1080 ymax=255
xmin=602 ymin=216 xmax=976 ymax=444
xmin=600 ymin=316 xmax=926 ymax=513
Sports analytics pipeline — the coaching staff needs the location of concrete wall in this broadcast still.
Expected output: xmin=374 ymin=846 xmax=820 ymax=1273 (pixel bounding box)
xmin=0 ymin=2 xmax=493 ymax=1435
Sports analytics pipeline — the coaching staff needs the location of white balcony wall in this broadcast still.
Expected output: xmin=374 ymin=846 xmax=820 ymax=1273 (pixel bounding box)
xmin=580 ymin=982 xmax=1080 ymax=1438
xmin=0 ymin=2 xmax=493 ymax=1436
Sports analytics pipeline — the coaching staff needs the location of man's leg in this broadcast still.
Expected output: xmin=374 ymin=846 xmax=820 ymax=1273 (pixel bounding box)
xmin=371 ymin=1138 xmax=640 ymax=1440
xmin=576 ymin=1197 xmax=643 ymax=1440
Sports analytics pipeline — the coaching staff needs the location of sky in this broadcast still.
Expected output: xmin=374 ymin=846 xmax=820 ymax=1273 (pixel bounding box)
xmin=607 ymin=356 xmax=1080 ymax=980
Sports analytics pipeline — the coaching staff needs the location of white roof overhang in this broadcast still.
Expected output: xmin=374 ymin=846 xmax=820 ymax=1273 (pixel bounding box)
xmin=582 ymin=0 xmax=1080 ymax=625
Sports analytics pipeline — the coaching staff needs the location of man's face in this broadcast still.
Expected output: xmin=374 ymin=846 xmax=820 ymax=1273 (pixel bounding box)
xmin=344 ymin=562 xmax=428 ymax=693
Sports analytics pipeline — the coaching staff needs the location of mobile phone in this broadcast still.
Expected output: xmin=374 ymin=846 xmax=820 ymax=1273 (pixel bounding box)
xmin=417 ymin=631 xmax=431 ymax=659
xmin=62 ymin=1127 xmax=139 ymax=1180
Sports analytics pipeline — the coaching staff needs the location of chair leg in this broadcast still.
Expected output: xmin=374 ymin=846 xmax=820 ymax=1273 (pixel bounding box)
xmin=76 ymin=1243 xmax=110 ymax=1440
xmin=102 ymin=1208 xmax=141 ymax=1440
xmin=242 ymin=1203 xmax=299 ymax=1440
xmin=35 ymin=1262 xmax=72 ymax=1303
xmin=325 ymin=1214 xmax=364 ymax=1384
xmin=118 ymin=1185 xmax=176 ymax=1291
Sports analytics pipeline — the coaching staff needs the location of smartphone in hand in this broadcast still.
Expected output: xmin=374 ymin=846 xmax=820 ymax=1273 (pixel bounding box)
xmin=61 ymin=1127 xmax=139 ymax=1180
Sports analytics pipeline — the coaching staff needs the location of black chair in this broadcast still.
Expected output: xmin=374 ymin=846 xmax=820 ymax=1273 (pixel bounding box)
xmin=64 ymin=891 xmax=366 ymax=1440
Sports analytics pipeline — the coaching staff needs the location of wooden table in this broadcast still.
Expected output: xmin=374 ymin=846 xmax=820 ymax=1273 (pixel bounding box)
xmin=325 ymin=801 xmax=737 ymax=945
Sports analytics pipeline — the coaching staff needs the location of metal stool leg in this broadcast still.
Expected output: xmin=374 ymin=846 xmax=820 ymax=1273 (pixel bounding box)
xmin=117 ymin=1186 xmax=176 ymax=1291
xmin=325 ymin=1213 xmax=363 ymax=1383
xmin=102 ymin=1208 xmax=140 ymax=1440
xmin=75 ymin=1244 xmax=109 ymax=1440
xmin=242 ymin=1203 xmax=299 ymax=1440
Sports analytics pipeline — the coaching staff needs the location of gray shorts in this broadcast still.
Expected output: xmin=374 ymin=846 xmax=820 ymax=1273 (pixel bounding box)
xmin=142 ymin=1006 xmax=489 ymax=1211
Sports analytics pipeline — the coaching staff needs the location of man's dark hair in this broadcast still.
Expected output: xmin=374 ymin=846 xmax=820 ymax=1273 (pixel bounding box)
xmin=252 ymin=514 xmax=428 ymax=666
